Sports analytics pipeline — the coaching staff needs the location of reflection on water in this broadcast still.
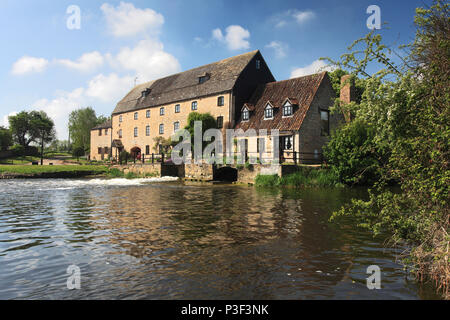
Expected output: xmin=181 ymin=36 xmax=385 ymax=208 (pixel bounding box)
xmin=0 ymin=179 xmax=441 ymax=300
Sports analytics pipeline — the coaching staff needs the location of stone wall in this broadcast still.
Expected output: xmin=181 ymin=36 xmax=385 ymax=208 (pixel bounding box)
xmin=115 ymin=164 xmax=162 ymax=177
xmin=184 ymin=163 xmax=214 ymax=180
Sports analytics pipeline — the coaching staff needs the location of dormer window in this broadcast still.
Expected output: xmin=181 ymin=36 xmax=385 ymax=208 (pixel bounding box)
xmin=242 ymin=108 xmax=250 ymax=121
xmin=283 ymin=102 xmax=294 ymax=117
xmin=198 ymin=73 xmax=210 ymax=84
xmin=141 ymin=88 xmax=151 ymax=98
xmin=264 ymin=104 xmax=274 ymax=120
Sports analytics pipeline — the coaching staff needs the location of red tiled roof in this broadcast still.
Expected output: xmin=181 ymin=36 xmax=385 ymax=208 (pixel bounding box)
xmin=235 ymin=72 xmax=327 ymax=131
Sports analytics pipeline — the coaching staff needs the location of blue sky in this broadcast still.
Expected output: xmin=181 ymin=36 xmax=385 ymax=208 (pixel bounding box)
xmin=0 ymin=0 xmax=427 ymax=139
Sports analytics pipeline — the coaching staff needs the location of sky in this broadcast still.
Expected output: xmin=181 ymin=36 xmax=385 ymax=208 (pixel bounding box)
xmin=0 ymin=0 xmax=429 ymax=139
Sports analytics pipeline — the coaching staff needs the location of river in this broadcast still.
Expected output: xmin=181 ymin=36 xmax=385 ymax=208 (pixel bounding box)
xmin=0 ymin=178 xmax=441 ymax=300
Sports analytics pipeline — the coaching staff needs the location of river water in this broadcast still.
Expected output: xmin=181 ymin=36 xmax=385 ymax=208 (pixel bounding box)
xmin=0 ymin=178 xmax=441 ymax=300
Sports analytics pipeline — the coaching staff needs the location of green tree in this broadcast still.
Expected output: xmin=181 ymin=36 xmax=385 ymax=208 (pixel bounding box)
xmin=9 ymin=111 xmax=40 ymax=147
xmin=323 ymin=119 xmax=387 ymax=185
xmin=30 ymin=111 xmax=56 ymax=165
xmin=69 ymin=107 xmax=106 ymax=153
xmin=324 ymin=0 xmax=449 ymax=297
xmin=0 ymin=126 xmax=13 ymax=151
xmin=72 ymin=146 xmax=85 ymax=162
xmin=183 ymin=112 xmax=218 ymax=153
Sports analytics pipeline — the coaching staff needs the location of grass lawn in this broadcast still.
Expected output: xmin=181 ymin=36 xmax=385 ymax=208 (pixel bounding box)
xmin=0 ymin=156 xmax=41 ymax=165
xmin=0 ymin=165 xmax=109 ymax=175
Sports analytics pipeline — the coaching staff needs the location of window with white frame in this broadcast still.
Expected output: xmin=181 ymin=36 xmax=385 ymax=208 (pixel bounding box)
xmin=174 ymin=121 xmax=180 ymax=132
xmin=159 ymin=124 xmax=164 ymax=135
xmin=160 ymin=107 xmax=165 ymax=116
xmin=146 ymin=125 xmax=150 ymax=136
xmin=283 ymin=102 xmax=293 ymax=117
xmin=119 ymin=115 xmax=123 ymax=122
xmin=264 ymin=104 xmax=274 ymax=119
xmin=134 ymin=127 xmax=138 ymax=137
xmin=175 ymin=104 xmax=180 ymax=113
xmin=146 ymin=110 xmax=151 ymax=118
xmin=192 ymin=101 xmax=198 ymax=111
xmin=134 ymin=112 xmax=138 ymax=120
xmin=242 ymin=108 xmax=250 ymax=121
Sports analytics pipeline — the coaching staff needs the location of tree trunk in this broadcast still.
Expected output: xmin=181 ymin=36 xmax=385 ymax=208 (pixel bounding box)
xmin=40 ymin=132 xmax=45 ymax=166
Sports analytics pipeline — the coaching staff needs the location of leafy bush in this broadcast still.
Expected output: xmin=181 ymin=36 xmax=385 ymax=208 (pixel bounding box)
xmin=10 ymin=144 xmax=25 ymax=157
xmin=119 ymin=150 xmax=130 ymax=164
xmin=324 ymin=119 xmax=386 ymax=185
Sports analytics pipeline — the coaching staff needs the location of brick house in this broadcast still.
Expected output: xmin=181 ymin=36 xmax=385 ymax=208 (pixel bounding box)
xmin=234 ymin=72 xmax=344 ymax=163
xmin=90 ymin=120 xmax=112 ymax=161
xmin=90 ymin=50 xmax=347 ymax=163
xmin=98 ymin=50 xmax=274 ymax=160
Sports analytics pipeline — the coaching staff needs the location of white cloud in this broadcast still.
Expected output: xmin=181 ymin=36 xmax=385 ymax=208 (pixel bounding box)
xmin=290 ymin=60 xmax=334 ymax=78
xmin=1 ymin=112 xmax=18 ymax=128
xmin=11 ymin=56 xmax=49 ymax=75
xmin=265 ymin=41 xmax=288 ymax=58
xmin=56 ymin=51 xmax=104 ymax=72
xmin=272 ymin=9 xmax=316 ymax=28
xmin=114 ymin=39 xmax=181 ymax=81
xmin=212 ymin=25 xmax=250 ymax=51
xmin=212 ymin=28 xmax=224 ymax=41
xmin=32 ymin=88 xmax=85 ymax=139
xmin=292 ymin=10 xmax=315 ymax=24
xmin=86 ymin=73 xmax=134 ymax=103
xmin=101 ymin=2 xmax=164 ymax=37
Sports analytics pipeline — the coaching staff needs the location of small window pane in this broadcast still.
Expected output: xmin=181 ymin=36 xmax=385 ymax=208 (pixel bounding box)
xmin=174 ymin=122 xmax=180 ymax=132
xmin=217 ymin=116 xmax=224 ymax=129
xmin=159 ymin=124 xmax=164 ymax=134
xmin=218 ymin=96 xmax=224 ymax=106
xmin=146 ymin=125 xmax=150 ymax=136
xmin=160 ymin=108 xmax=165 ymax=116
xmin=134 ymin=127 xmax=138 ymax=137
xmin=134 ymin=112 xmax=138 ymax=120
xmin=175 ymin=105 xmax=180 ymax=113
xmin=146 ymin=110 xmax=151 ymax=118
xmin=192 ymin=101 xmax=198 ymax=111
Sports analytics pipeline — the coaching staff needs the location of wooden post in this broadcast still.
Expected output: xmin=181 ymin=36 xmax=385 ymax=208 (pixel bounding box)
xmin=152 ymin=153 xmax=154 ymax=164
xmin=294 ymin=151 xmax=297 ymax=165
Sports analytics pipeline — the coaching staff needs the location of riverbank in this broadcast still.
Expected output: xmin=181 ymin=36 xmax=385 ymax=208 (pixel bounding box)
xmin=0 ymin=165 xmax=109 ymax=179
xmin=255 ymin=167 xmax=345 ymax=188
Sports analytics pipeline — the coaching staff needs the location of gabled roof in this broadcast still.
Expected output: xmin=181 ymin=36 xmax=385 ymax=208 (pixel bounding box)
xmin=235 ymin=72 xmax=328 ymax=131
xmin=113 ymin=50 xmax=261 ymax=115
xmin=92 ymin=119 xmax=112 ymax=130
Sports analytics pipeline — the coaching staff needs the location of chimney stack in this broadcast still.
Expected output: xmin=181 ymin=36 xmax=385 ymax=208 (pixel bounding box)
xmin=340 ymin=75 xmax=355 ymax=123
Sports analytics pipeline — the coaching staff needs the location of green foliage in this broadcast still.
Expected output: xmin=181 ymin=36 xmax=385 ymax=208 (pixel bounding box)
xmin=107 ymin=168 xmax=124 ymax=178
xmin=0 ymin=126 xmax=13 ymax=151
xmin=183 ymin=112 xmax=218 ymax=153
xmin=255 ymin=168 xmax=343 ymax=188
xmin=69 ymin=107 xmax=106 ymax=152
xmin=119 ymin=150 xmax=130 ymax=164
xmin=324 ymin=0 xmax=449 ymax=296
xmin=0 ymin=165 xmax=108 ymax=175
xmin=9 ymin=111 xmax=55 ymax=147
xmin=324 ymin=119 xmax=386 ymax=185
xmin=72 ymin=146 xmax=85 ymax=161
xmin=10 ymin=144 xmax=25 ymax=157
